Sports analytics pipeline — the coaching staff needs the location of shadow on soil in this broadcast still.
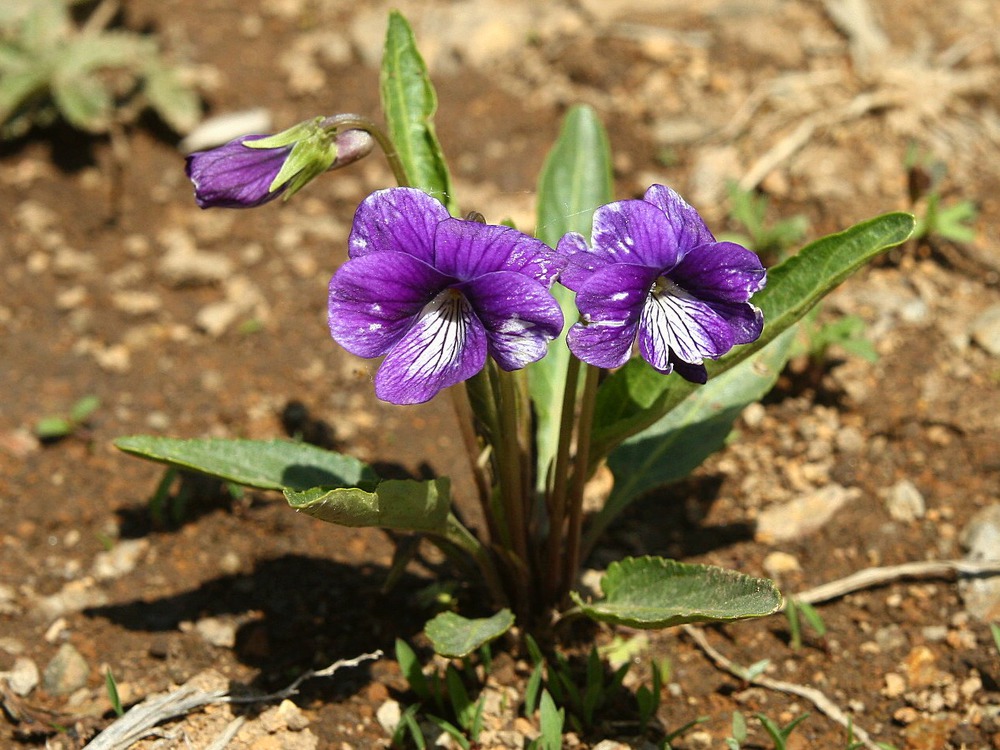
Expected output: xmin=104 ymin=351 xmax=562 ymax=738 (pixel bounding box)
xmin=83 ymin=554 xmax=431 ymax=694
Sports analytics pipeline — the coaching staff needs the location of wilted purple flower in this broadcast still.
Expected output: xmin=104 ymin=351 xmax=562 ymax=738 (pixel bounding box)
xmin=328 ymin=188 xmax=565 ymax=404
xmin=185 ymin=123 xmax=374 ymax=209
xmin=559 ymin=184 xmax=766 ymax=383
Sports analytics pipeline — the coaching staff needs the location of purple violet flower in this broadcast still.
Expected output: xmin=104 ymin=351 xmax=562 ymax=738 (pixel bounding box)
xmin=559 ymin=184 xmax=766 ymax=383
xmin=328 ymin=188 xmax=566 ymax=404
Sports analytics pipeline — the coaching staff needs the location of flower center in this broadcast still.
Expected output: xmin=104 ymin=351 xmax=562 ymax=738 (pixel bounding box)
xmin=650 ymin=276 xmax=693 ymax=301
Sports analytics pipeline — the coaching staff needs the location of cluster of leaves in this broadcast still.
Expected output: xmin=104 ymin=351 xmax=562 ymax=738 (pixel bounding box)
xmin=115 ymin=10 xmax=916 ymax=649
xmin=392 ymin=636 xmax=700 ymax=749
xmin=391 ymin=640 xmax=491 ymax=749
xmin=0 ymin=0 xmax=200 ymax=139
xmin=722 ymin=182 xmax=809 ymax=262
xmin=906 ymin=145 xmax=978 ymax=246
xmin=35 ymin=394 xmax=99 ymax=441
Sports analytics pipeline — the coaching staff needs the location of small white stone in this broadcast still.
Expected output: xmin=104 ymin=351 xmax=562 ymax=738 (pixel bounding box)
xmin=884 ymin=479 xmax=926 ymax=522
xmin=969 ymin=304 xmax=1000 ymax=357
xmin=376 ymin=699 xmax=402 ymax=734
xmin=763 ymin=551 xmax=801 ymax=577
xmin=755 ymin=484 xmax=860 ymax=543
xmin=2 ymin=657 xmax=40 ymax=696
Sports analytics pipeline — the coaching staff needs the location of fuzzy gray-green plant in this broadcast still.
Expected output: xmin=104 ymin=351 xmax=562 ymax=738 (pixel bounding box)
xmin=0 ymin=0 xmax=199 ymax=139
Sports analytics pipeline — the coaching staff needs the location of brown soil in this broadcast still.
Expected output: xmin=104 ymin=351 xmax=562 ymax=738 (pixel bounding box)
xmin=2 ymin=1 xmax=999 ymax=748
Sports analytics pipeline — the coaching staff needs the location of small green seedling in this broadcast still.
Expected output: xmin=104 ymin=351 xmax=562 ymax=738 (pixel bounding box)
xmin=661 ymin=716 xmax=709 ymax=750
xmin=35 ymin=394 xmax=100 ymax=441
xmin=104 ymin=668 xmax=124 ymax=717
xmin=725 ymin=711 xmax=747 ymax=750
xmin=527 ymin=690 xmax=565 ymax=750
xmin=635 ymin=659 xmax=664 ymax=733
xmin=392 ymin=639 xmax=489 ymax=749
xmin=990 ymin=622 xmax=1000 ymax=654
xmin=906 ymin=145 xmax=978 ymax=246
xmin=723 ymin=182 xmax=809 ymax=261
xmin=785 ymin=597 xmax=828 ymax=650
xmin=757 ymin=712 xmax=810 ymax=750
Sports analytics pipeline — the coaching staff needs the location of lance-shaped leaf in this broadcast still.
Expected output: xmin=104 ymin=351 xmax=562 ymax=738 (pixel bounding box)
xmin=589 ymin=212 xmax=915 ymax=460
xmin=571 ymin=557 xmax=781 ymax=629
xmin=583 ymin=326 xmax=797 ymax=554
xmin=285 ymin=477 xmax=451 ymax=534
xmin=424 ymin=608 xmax=515 ymax=658
xmin=528 ymin=104 xmax=612 ymax=490
xmin=114 ymin=436 xmax=377 ymax=491
xmin=379 ymin=11 xmax=456 ymax=213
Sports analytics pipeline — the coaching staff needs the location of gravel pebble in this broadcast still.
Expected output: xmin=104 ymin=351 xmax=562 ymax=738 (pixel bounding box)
xmin=43 ymin=643 xmax=90 ymax=696
xmin=969 ymin=304 xmax=1000 ymax=356
xmin=755 ymin=484 xmax=860 ymax=543
xmin=958 ymin=503 xmax=1000 ymax=620
xmin=884 ymin=479 xmax=926 ymax=522
xmin=2 ymin=656 xmax=40 ymax=696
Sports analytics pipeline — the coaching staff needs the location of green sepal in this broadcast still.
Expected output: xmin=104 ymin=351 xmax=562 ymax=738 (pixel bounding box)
xmin=242 ymin=117 xmax=339 ymax=197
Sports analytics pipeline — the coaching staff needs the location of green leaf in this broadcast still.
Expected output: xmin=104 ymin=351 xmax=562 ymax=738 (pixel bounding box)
xmin=379 ymin=11 xmax=456 ymax=212
xmin=69 ymin=394 xmax=100 ymax=423
xmin=570 ymin=556 xmax=781 ymax=629
xmin=51 ymin=72 xmax=111 ymax=131
xmin=528 ymin=104 xmax=613 ymax=490
xmin=143 ymin=61 xmax=201 ymax=134
xmin=424 ymin=609 xmax=515 ymax=658
xmin=114 ymin=436 xmax=377 ymax=491
xmin=536 ymin=690 xmax=565 ymax=750
xmin=105 ymin=668 xmax=124 ymax=717
xmin=589 ymin=212 xmax=915 ymax=459
xmin=56 ymin=31 xmax=149 ymax=74
xmin=284 ymin=477 xmax=451 ymax=533
xmin=395 ymin=638 xmax=431 ymax=701
xmin=583 ymin=326 xmax=797 ymax=552
xmin=35 ymin=416 xmax=72 ymax=440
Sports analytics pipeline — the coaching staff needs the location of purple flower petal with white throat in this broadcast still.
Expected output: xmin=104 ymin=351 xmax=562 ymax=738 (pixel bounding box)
xmin=329 ymin=187 xmax=565 ymax=404
xmin=560 ymin=184 xmax=766 ymax=381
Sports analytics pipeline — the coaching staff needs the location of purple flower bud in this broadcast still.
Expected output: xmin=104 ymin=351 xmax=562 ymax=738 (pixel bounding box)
xmin=185 ymin=135 xmax=289 ymax=209
xmin=185 ymin=125 xmax=375 ymax=209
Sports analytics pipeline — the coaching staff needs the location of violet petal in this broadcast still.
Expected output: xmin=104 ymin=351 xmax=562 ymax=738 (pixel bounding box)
xmin=433 ymin=219 xmax=564 ymax=286
xmin=459 ymin=272 xmax=565 ymax=371
xmin=328 ymin=251 xmax=451 ymax=358
xmin=374 ymin=291 xmax=487 ymax=404
xmin=643 ymin=184 xmax=716 ymax=250
xmin=348 ymin=187 xmax=450 ymax=263
xmin=638 ymin=282 xmax=736 ymax=369
xmin=591 ymin=199 xmax=682 ymax=270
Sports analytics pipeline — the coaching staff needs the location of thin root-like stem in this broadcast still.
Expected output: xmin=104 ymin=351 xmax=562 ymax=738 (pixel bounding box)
xmin=682 ymin=625 xmax=882 ymax=750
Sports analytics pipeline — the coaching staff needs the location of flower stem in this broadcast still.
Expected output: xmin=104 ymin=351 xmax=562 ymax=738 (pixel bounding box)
xmin=542 ymin=354 xmax=581 ymax=604
xmin=440 ymin=513 xmax=507 ymax=607
xmin=561 ymin=363 xmax=600 ymax=601
xmin=319 ymin=114 xmax=410 ymax=187
xmin=493 ymin=366 xmax=529 ymax=569
xmin=449 ymin=384 xmax=497 ymax=544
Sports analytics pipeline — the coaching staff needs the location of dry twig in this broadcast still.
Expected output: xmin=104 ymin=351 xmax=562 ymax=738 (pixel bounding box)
xmin=684 ymin=558 xmax=1000 ymax=748
xmin=682 ymin=624 xmax=883 ymax=750
xmin=787 ymin=558 xmax=1000 ymax=609
xmin=84 ymin=650 xmax=382 ymax=750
